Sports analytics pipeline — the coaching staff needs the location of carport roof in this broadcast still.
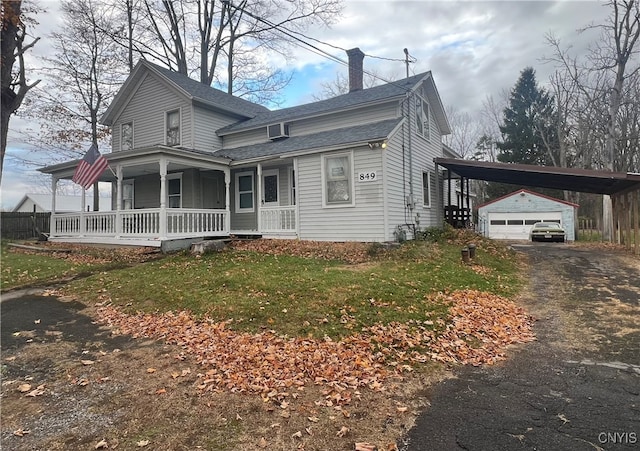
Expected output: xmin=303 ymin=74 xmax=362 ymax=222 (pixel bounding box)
xmin=435 ymin=158 xmax=640 ymax=196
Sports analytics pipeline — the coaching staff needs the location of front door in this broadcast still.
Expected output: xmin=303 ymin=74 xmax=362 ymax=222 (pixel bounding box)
xmin=262 ymin=169 xmax=279 ymax=207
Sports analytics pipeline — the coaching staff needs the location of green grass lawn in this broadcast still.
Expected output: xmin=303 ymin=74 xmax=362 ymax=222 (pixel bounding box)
xmin=0 ymin=243 xmax=93 ymax=290
xmin=59 ymin=239 xmax=522 ymax=339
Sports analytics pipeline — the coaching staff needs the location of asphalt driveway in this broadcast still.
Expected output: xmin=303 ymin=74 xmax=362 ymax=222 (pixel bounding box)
xmin=402 ymin=244 xmax=640 ymax=450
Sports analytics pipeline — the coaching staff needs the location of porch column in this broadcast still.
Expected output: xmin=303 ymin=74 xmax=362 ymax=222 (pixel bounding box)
xmin=115 ymin=165 xmax=122 ymax=238
xmin=50 ymin=176 xmax=58 ymax=238
xmin=257 ymin=163 xmax=262 ymax=233
xmin=80 ymin=188 xmax=86 ymax=237
xmin=294 ymin=157 xmax=300 ymax=239
xmin=224 ymin=168 xmax=231 ymax=234
xmin=159 ymin=158 xmax=168 ymax=239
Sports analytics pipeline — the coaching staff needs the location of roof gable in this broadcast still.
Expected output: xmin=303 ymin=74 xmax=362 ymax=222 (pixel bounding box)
xmin=478 ymin=189 xmax=579 ymax=209
xmin=101 ymin=60 xmax=269 ymax=126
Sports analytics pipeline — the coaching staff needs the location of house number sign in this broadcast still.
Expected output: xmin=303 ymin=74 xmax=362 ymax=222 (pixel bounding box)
xmin=358 ymin=171 xmax=377 ymax=182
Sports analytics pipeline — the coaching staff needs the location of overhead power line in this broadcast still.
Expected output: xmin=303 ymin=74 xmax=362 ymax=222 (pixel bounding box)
xmin=223 ymin=0 xmax=417 ymax=90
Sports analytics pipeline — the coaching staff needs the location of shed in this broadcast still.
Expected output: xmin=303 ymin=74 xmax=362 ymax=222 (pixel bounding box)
xmin=13 ymin=194 xmax=112 ymax=213
xmin=477 ymin=189 xmax=578 ymax=241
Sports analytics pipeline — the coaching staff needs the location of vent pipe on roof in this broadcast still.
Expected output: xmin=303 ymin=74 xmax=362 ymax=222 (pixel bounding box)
xmin=346 ymin=48 xmax=365 ymax=92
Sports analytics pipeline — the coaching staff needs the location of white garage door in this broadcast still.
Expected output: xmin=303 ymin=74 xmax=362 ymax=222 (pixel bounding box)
xmin=487 ymin=212 xmax=562 ymax=240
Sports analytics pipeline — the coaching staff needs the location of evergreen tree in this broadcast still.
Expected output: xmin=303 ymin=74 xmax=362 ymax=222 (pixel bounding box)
xmin=497 ymin=67 xmax=558 ymax=166
xmin=487 ymin=67 xmax=562 ymax=199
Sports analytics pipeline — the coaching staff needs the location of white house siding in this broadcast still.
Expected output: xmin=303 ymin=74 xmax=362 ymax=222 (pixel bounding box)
xmin=112 ymin=73 xmax=192 ymax=151
xmin=296 ymin=147 xmax=385 ymax=242
xmin=477 ymin=191 xmax=576 ymax=241
xmin=223 ymin=128 xmax=269 ymax=149
xmin=192 ymin=106 xmax=238 ymax=152
xmin=383 ymin=92 xmax=444 ymax=239
xmin=291 ymin=102 xmax=399 ymax=136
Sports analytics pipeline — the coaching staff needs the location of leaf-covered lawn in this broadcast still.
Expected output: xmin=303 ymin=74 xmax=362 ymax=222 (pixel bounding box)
xmin=61 ymin=239 xmax=521 ymax=339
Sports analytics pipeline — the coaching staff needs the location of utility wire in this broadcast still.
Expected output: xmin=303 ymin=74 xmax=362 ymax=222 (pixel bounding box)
xmin=224 ymin=0 xmax=418 ymax=91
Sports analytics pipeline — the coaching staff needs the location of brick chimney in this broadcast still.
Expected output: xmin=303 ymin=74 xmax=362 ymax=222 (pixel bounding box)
xmin=346 ymin=48 xmax=365 ymax=92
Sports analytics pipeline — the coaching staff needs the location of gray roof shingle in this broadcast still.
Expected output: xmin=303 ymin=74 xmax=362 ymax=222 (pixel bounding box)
xmin=143 ymin=61 xmax=270 ymax=118
xmin=213 ymin=118 xmax=403 ymax=161
xmin=217 ymin=72 xmax=429 ymax=135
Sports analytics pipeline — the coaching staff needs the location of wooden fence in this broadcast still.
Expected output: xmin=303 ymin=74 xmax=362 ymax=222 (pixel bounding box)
xmin=1 ymin=212 xmax=50 ymax=240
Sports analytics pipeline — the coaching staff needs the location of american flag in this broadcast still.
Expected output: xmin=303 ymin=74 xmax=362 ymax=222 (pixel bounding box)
xmin=72 ymin=144 xmax=109 ymax=189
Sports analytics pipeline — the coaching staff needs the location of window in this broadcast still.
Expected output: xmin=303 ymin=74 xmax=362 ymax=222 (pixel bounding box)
xmin=422 ymin=171 xmax=431 ymax=207
xmin=490 ymin=220 xmax=506 ymax=225
xmin=415 ymin=96 xmax=430 ymax=140
xmin=507 ymin=219 xmax=524 ymax=225
xmin=121 ymin=122 xmax=133 ymax=151
xmin=525 ymin=219 xmax=540 ymax=225
xmin=323 ymin=153 xmax=353 ymax=206
xmin=166 ymin=109 xmax=180 ymax=146
xmin=167 ymin=174 xmax=182 ymax=208
xmin=122 ymin=180 xmax=134 ymax=210
xmin=235 ymin=171 xmax=254 ymax=212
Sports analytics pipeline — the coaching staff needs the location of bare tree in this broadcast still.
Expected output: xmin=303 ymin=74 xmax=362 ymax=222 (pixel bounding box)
xmin=20 ymin=0 xmax=125 ymax=208
xmin=545 ymin=0 xmax=640 ymax=240
xmin=115 ymin=0 xmax=342 ymax=102
xmin=444 ymin=106 xmax=481 ymax=160
xmin=0 ymin=0 xmax=40 ymax=184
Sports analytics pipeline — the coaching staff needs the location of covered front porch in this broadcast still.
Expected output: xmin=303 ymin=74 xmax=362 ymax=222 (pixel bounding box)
xmin=42 ymin=147 xmax=299 ymax=248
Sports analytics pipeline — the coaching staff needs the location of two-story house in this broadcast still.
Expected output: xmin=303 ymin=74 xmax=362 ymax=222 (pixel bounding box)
xmin=40 ymin=48 xmax=452 ymax=250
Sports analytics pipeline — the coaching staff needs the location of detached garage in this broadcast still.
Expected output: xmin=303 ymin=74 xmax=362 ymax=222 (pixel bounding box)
xmin=477 ymin=190 xmax=578 ymax=241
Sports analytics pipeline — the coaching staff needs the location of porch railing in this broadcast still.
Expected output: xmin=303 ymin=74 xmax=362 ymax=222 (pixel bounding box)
xmin=260 ymin=206 xmax=296 ymax=233
xmin=51 ymin=208 xmax=228 ymax=240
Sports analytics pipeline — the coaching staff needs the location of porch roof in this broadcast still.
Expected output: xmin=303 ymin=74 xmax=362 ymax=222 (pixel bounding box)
xmin=39 ymin=146 xmax=231 ymax=179
xmin=213 ymin=118 xmax=404 ymax=161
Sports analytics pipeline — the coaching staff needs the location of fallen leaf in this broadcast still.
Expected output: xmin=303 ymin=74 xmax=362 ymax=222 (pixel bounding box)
xmin=386 ymin=444 xmax=399 ymax=451
xmin=236 ymin=413 xmax=243 ymax=421
xmin=155 ymin=388 xmax=166 ymax=395
xmin=136 ymin=440 xmax=150 ymax=447
xmin=258 ymin=437 xmax=268 ymax=448
xmin=305 ymin=427 xmax=313 ymax=436
xmin=95 ymin=439 xmax=108 ymax=449
xmin=17 ymin=383 xmax=31 ymax=393
xmin=280 ymin=410 xmax=291 ymax=418
xmin=81 ymin=360 xmax=95 ymax=366
xmin=34 ymin=319 xmax=41 ymax=324
xmin=291 ymin=431 xmax=303 ymax=439
xmin=5 ymin=356 xmax=16 ymax=362
xmin=13 ymin=428 xmax=30 ymax=437
xmin=146 ymin=368 xmax=156 ymax=374
xmin=307 ymin=416 xmax=319 ymax=423
xmin=26 ymin=385 xmax=45 ymax=397
xmin=355 ymin=443 xmax=378 ymax=451
xmin=336 ymin=426 xmax=349 ymax=437
xmin=396 ymin=406 xmax=408 ymax=413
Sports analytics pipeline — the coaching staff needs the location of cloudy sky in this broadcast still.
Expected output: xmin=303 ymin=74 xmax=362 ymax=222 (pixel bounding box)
xmin=0 ymin=0 xmax=612 ymax=210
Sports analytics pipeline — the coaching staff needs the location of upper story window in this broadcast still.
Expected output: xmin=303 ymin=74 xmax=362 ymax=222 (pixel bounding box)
xmin=415 ymin=96 xmax=430 ymax=141
xmin=121 ymin=122 xmax=133 ymax=151
xmin=166 ymin=109 xmax=180 ymax=146
xmin=323 ymin=152 xmax=354 ymax=207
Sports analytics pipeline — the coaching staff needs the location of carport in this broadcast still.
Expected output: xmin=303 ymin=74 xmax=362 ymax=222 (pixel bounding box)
xmin=435 ymin=158 xmax=640 ymax=254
